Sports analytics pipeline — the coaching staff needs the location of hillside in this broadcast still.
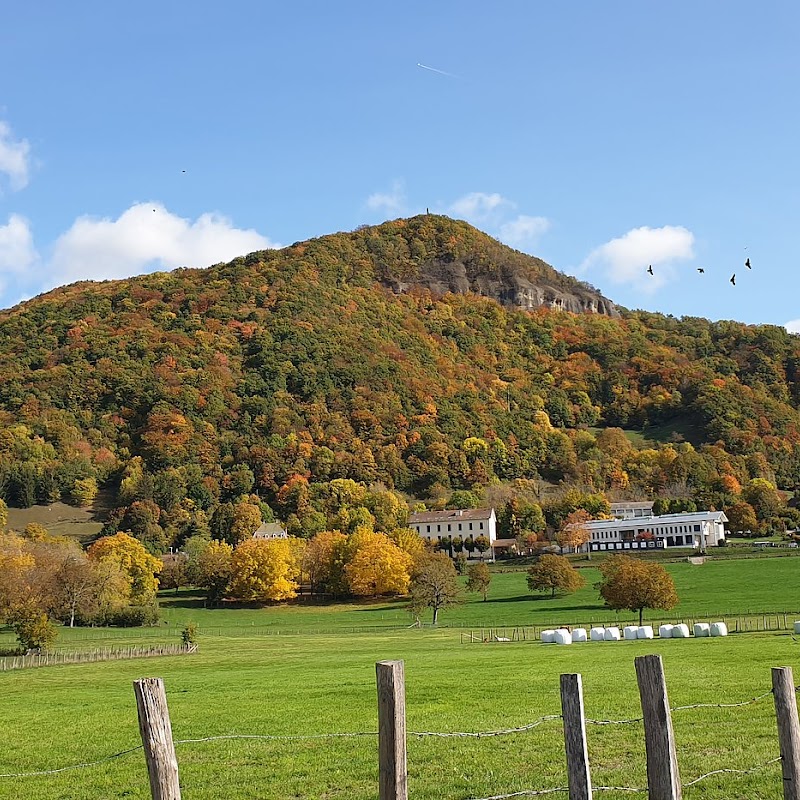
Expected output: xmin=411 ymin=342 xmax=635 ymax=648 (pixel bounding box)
xmin=1 ymin=215 xmax=799 ymax=548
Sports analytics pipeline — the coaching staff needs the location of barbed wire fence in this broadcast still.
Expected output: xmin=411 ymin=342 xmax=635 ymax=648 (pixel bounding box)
xmin=1 ymin=657 xmax=799 ymax=799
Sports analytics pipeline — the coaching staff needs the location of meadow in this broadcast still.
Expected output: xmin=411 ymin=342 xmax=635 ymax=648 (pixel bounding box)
xmin=1 ymin=556 xmax=799 ymax=799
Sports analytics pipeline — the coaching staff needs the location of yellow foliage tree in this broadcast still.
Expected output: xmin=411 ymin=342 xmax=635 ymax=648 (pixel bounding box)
xmin=389 ymin=528 xmax=426 ymax=560
xmin=87 ymin=532 xmax=161 ymax=604
xmin=196 ymin=539 xmax=234 ymax=604
xmin=597 ymin=555 xmax=678 ymax=625
xmin=229 ymin=537 xmax=302 ymax=602
xmin=344 ymin=529 xmax=412 ymax=596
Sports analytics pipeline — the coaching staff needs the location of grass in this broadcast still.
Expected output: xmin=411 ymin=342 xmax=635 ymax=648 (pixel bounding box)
xmin=4 ymin=501 xmax=104 ymax=543
xmin=0 ymin=629 xmax=796 ymax=799
xmin=1 ymin=556 xmax=799 ymax=799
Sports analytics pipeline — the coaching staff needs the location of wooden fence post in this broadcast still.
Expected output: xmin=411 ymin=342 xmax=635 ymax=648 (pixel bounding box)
xmin=133 ymin=678 xmax=181 ymax=800
xmin=773 ymin=666 xmax=800 ymax=800
xmin=635 ymin=654 xmax=681 ymax=800
xmin=560 ymin=673 xmax=592 ymax=800
xmin=376 ymin=660 xmax=408 ymax=800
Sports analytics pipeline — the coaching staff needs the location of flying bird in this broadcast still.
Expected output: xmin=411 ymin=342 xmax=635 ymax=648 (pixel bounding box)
xmin=417 ymin=62 xmax=457 ymax=78
xmin=745 ymin=257 xmax=751 ymax=269
xmin=697 ymin=268 xmax=705 ymax=273
xmin=730 ymin=273 xmax=736 ymax=285
xmin=647 ymin=265 xmax=654 ymax=275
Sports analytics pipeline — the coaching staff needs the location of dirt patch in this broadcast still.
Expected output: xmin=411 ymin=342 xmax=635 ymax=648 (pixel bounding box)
xmin=5 ymin=502 xmax=104 ymax=543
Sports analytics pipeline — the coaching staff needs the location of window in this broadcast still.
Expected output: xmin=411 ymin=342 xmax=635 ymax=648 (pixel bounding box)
xmin=469 ymin=523 xmax=473 ymax=531
xmin=694 ymin=524 xmax=701 ymax=532
xmin=437 ymin=524 xmax=441 ymax=532
xmin=458 ymin=523 xmax=462 ymax=531
xmin=480 ymin=522 xmax=484 ymax=530
xmin=447 ymin=524 xmax=452 ymax=532
xmin=426 ymin=525 xmax=430 ymax=533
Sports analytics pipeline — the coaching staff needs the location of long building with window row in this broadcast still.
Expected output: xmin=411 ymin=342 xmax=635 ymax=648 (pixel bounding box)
xmin=408 ymin=508 xmax=497 ymax=546
xmin=584 ymin=510 xmax=728 ymax=553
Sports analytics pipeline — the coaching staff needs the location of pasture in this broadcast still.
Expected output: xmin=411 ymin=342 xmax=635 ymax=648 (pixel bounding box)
xmin=1 ymin=556 xmax=799 ymax=799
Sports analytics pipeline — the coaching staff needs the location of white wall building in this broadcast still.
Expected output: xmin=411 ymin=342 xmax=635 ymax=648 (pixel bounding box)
xmin=609 ymin=501 xmax=654 ymax=520
xmin=408 ymin=508 xmax=497 ymax=546
xmin=584 ymin=510 xmax=728 ymax=553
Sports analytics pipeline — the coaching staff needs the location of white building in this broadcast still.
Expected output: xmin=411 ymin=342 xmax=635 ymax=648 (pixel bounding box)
xmin=609 ymin=501 xmax=654 ymax=520
xmin=408 ymin=508 xmax=497 ymax=547
xmin=584 ymin=510 xmax=728 ymax=553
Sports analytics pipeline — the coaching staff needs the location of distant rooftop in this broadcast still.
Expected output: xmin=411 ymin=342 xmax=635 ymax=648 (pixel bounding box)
xmin=408 ymin=508 xmax=495 ymax=525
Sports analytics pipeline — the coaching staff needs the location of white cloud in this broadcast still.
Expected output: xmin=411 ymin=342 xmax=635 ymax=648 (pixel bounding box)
xmin=0 ymin=214 xmax=38 ymax=301
xmin=449 ymin=191 xmax=511 ymax=222
xmin=498 ymin=214 xmax=551 ymax=247
xmin=0 ymin=121 xmax=31 ymax=192
xmin=785 ymin=320 xmax=800 ymax=334
xmin=48 ymin=203 xmax=277 ymax=287
xmin=366 ymin=180 xmax=407 ymax=216
xmin=581 ymin=225 xmax=695 ymax=293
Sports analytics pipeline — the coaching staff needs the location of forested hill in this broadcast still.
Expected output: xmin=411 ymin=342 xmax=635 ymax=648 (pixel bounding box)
xmin=1 ymin=215 xmax=799 ymax=548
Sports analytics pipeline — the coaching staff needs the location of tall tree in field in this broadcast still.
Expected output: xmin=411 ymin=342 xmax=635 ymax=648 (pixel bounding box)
xmin=557 ymin=509 xmax=592 ymax=554
xmin=526 ymin=554 xmax=585 ymax=597
xmin=303 ymin=530 xmax=348 ymax=595
xmin=344 ymin=529 xmax=412 ymax=596
xmin=408 ymin=552 xmax=463 ymax=625
xmin=196 ymin=539 xmax=233 ymax=605
xmin=597 ymin=555 xmax=678 ymax=624
xmin=229 ymin=537 xmax=304 ymax=602
xmin=465 ymin=562 xmax=492 ymax=601
xmin=87 ymin=533 xmax=162 ymax=605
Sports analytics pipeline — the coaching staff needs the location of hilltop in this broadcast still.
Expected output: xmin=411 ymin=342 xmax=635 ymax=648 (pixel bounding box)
xmin=0 ymin=215 xmax=799 ymax=547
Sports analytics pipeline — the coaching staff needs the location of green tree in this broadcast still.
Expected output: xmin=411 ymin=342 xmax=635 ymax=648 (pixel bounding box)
xmin=71 ymin=477 xmax=99 ymax=508
xmin=408 ymin=552 xmax=463 ymax=625
xmin=465 ymin=562 xmax=492 ymax=601
xmin=526 ymin=554 xmax=584 ymax=597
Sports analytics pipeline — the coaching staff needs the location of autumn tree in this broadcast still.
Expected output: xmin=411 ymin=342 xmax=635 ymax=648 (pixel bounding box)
xmin=465 ymin=562 xmax=492 ymax=601
xmin=87 ymin=533 xmax=162 ymax=606
xmin=229 ymin=538 xmax=304 ymax=602
xmin=474 ymin=535 xmax=490 ymax=559
xmin=303 ymin=530 xmax=348 ymax=595
xmin=196 ymin=539 xmax=233 ymax=605
xmin=50 ymin=550 xmax=126 ymax=627
xmin=557 ymin=509 xmax=592 ymax=554
xmin=344 ymin=529 xmax=412 ymax=596
xmin=71 ymin=477 xmax=99 ymax=508
xmin=725 ymin=501 xmax=758 ymax=535
xmin=526 ymin=554 xmax=585 ymax=597
xmin=597 ymin=555 xmax=678 ymax=624
xmin=408 ymin=552 xmax=463 ymax=624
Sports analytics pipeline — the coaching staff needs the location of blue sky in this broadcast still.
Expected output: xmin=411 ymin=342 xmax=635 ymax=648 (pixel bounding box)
xmin=1 ymin=2 xmax=799 ymax=329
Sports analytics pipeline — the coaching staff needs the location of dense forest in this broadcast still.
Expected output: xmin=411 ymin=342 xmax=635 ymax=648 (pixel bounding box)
xmin=1 ymin=214 xmax=799 ymax=553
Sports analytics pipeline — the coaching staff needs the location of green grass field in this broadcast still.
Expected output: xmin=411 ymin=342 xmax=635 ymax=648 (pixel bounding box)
xmin=1 ymin=556 xmax=799 ymax=799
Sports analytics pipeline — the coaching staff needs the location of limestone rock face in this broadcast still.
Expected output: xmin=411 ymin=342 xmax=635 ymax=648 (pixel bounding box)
xmin=384 ymin=257 xmax=619 ymax=318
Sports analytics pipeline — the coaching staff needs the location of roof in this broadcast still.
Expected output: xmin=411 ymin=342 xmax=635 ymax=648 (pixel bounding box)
xmin=609 ymin=501 xmax=654 ymax=510
xmin=491 ymin=538 xmax=518 ymax=548
xmin=408 ymin=508 xmax=495 ymax=525
xmin=582 ymin=510 xmax=728 ymax=530
xmin=253 ymin=522 xmax=288 ymax=538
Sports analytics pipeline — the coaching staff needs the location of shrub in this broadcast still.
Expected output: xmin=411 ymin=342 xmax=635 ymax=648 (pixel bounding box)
xmin=182 ymin=622 xmax=199 ymax=645
xmin=105 ymin=603 xmax=161 ymax=627
xmin=11 ymin=613 xmax=58 ymax=652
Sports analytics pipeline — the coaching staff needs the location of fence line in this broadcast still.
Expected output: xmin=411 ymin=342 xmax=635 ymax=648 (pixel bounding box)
xmin=2 ymin=662 xmax=798 ymax=798
xmin=0 ymin=643 xmax=197 ymax=671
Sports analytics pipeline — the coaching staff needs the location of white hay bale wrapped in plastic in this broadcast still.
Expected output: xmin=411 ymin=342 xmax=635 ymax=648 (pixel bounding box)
xmin=590 ymin=627 xmax=605 ymax=641
xmin=554 ymin=628 xmax=572 ymax=645
xmin=623 ymin=625 xmax=639 ymax=640
xmin=541 ymin=629 xmax=556 ymax=643
xmin=794 ymin=621 xmax=800 ymax=634
xmin=710 ymin=621 xmax=728 ymax=637
xmin=671 ymin=623 xmax=690 ymax=638
xmin=571 ymin=628 xmax=588 ymax=643
xmin=659 ymin=624 xmax=674 ymax=638
xmin=604 ymin=626 xmax=621 ymax=641
xmin=693 ymin=622 xmax=711 ymax=637
xmin=637 ymin=625 xmax=654 ymax=639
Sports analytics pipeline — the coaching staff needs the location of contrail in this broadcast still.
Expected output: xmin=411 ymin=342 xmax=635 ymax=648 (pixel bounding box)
xmin=417 ymin=62 xmax=457 ymax=78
